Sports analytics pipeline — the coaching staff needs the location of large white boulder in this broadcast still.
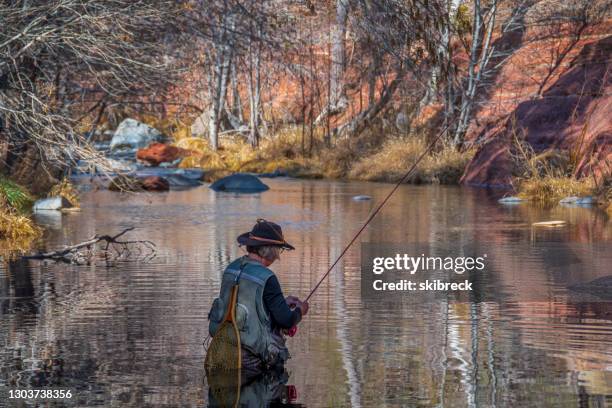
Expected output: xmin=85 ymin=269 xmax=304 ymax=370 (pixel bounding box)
xmin=110 ymin=119 xmax=165 ymax=151
xmin=33 ymin=196 xmax=72 ymax=211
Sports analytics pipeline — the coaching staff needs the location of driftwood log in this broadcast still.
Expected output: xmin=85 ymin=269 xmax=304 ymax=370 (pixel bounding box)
xmin=24 ymin=227 xmax=156 ymax=265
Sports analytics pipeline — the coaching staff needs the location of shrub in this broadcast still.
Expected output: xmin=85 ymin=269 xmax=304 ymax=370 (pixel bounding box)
xmin=175 ymin=128 xmax=321 ymax=177
xmin=517 ymin=176 xmax=595 ymax=204
xmin=173 ymin=127 xmax=474 ymax=185
xmin=422 ymin=143 xmax=475 ymax=184
xmin=348 ymin=137 xmax=474 ymax=184
xmin=511 ymin=135 xmax=598 ymax=204
xmin=0 ymin=176 xmax=41 ymax=255
xmin=0 ymin=176 xmax=34 ymax=213
xmin=48 ymin=178 xmax=80 ymax=207
xmin=0 ymin=209 xmax=42 ymax=243
xmin=176 ymin=137 xmax=226 ymax=169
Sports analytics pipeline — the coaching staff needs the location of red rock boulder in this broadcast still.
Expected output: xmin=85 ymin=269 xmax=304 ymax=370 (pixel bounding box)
xmin=136 ymin=143 xmax=188 ymax=166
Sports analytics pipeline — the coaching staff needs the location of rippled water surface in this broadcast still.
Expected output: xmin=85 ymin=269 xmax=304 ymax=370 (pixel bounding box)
xmin=1 ymin=179 xmax=611 ymax=407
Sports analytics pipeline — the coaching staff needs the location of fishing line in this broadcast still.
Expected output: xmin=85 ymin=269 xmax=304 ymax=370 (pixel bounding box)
xmin=305 ymin=121 xmax=456 ymax=302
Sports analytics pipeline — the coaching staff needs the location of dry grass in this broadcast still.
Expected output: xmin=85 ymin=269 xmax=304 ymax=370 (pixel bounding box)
xmin=140 ymin=114 xmax=192 ymax=141
xmin=172 ymin=126 xmax=474 ymax=184
xmin=349 ymin=137 xmax=424 ymax=182
xmin=175 ymin=127 xmax=326 ymax=179
xmin=0 ymin=175 xmax=41 ymax=258
xmin=0 ymin=209 xmax=42 ymax=243
xmin=48 ymin=178 xmax=80 ymax=207
xmin=0 ymin=176 xmax=41 ymax=256
xmin=0 ymin=206 xmax=41 ymax=259
xmin=600 ymin=181 xmax=611 ymax=215
xmin=175 ymin=137 xmax=226 ymax=169
xmin=511 ymin=135 xmax=599 ymax=204
xmin=349 ymin=137 xmax=474 ymax=184
xmin=239 ymin=127 xmax=326 ymax=177
xmin=517 ymin=176 xmax=595 ymax=204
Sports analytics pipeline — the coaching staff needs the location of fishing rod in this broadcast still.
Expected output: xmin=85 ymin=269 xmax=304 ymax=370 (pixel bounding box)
xmin=304 ymin=122 xmax=455 ymax=303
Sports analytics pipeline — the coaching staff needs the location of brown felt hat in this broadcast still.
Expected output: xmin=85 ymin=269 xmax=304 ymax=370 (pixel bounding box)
xmin=237 ymin=219 xmax=295 ymax=250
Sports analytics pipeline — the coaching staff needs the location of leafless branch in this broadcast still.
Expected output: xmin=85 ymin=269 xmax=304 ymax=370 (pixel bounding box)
xmin=24 ymin=227 xmax=157 ymax=265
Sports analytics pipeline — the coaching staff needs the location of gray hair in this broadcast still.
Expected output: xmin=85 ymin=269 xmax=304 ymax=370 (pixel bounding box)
xmin=255 ymin=245 xmax=281 ymax=261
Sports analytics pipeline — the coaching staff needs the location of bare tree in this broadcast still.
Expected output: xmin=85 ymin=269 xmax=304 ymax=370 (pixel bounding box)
xmin=532 ymin=0 xmax=611 ymax=97
xmin=417 ymin=0 xmax=463 ymax=121
xmin=450 ymin=0 xmax=537 ymax=146
xmin=246 ymin=31 xmax=262 ymax=147
xmin=205 ymin=5 xmax=236 ymax=150
xmin=186 ymin=0 xmax=299 ymax=149
xmin=315 ymin=0 xmax=350 ymax=126
xmin=0 ymin=0 xmax=186 ymax=192
xmin=453 ymin=0 xmax=501 ymax=144
xmin=331 ymin=0 xmax=448 ymax=139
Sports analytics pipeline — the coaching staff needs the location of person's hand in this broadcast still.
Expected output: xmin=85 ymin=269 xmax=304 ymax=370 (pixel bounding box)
xmin=284 ymin=326 xmax=298 ymax=337
xmin=286 ymin=296 xmax=300 ymax=308
xmin=297 ymin=300 xmax=309 ymax=316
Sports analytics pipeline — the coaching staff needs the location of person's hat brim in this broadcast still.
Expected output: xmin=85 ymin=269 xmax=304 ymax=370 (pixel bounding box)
xmin=237 ymin=232 xmax=295 ymax=250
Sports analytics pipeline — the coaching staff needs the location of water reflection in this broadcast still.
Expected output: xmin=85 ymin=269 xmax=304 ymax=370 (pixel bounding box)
xmin=0 ymin=179 xmax=610 ymax=406
xmin=207 ymin=368 xmax=302 ymax=407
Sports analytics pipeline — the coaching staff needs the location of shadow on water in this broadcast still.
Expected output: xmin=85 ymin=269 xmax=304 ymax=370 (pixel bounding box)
xmin=1 ymin=259 xmax=36 ymax=316
xmin=0 ymin=259 xmax=69 ymax=390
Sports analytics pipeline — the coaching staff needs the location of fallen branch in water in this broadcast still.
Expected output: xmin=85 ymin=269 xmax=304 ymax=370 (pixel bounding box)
xmin=24 ymin=227 xmax=156 ymax=265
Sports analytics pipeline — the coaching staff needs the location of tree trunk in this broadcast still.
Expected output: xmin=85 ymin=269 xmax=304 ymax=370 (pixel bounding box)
xmin=453 ymin=0 xmax=500 ymax=146
xmin=330 ymin=0 xmax=349 ymax=107
xmin=208 ymin=14 xmax=235 ymax=151
xmin=247 ymin=40 xmax=261 ymax=147
xmin=230 ymin=62 xmax=244 ymax=122
xmin=367 ymin=52 xmax=380 ymax=107
xmin=315 ymin=0 xmax=349 ymax=125
xmin=336 ymin=74 xmax=402 ymax=139
xmin=452 ymin=0 xmax=535 ymax=146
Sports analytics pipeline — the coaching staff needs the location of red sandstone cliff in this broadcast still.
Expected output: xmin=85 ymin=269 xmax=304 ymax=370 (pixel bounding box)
xmin=461 ymin=32 xmax=612 ymax=188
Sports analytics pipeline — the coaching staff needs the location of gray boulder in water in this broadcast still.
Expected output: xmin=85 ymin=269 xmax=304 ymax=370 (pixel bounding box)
xmin=560 ymin=196 xmax=594 ymax=206
xmin=576 ymin=196 xmax=594 ymax=205
xmin=165 ymin=174 xmax=202 ymax=188
xmin=33 ymin=196 xmax=72 ymax=211
xmin=135 ymin=167 xmax=204 ymax=181
xmin=559 ymin=196 xmax=579 ymax=204
xmin=209 ymin=173 xmax=269 ymax=193
xmin=568 ymin=276 xmax=612 ymax=299
xmin=498 ymin=196 xmax=524 ymax=204
xmin=110 ymin=119 xmax=165 ymax=151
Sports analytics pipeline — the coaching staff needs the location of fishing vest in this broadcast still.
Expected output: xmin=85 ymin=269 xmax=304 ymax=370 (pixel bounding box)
xmin=208 ymin=256 xmax=288 ymax=366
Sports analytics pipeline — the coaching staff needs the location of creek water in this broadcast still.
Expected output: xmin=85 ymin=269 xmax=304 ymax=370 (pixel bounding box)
xmin=1 ymin=178 xmax=611 ymax=407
